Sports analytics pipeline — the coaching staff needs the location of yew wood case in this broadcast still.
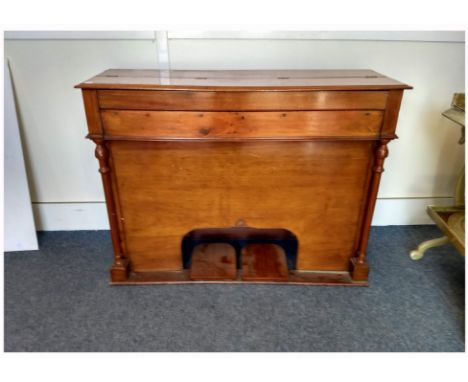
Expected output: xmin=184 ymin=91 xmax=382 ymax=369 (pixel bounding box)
xmin=76 ymin=69 xmax=411 ymax=285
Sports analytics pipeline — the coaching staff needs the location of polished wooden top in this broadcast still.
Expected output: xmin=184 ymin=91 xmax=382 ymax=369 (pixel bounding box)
xmin=76 ymin=69 xmax=412 ymax=91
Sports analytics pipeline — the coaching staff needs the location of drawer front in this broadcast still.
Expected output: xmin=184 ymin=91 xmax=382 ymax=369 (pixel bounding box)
xmin=101 ymin=110 xmax=383 ymax=140
xmin=98 ymin=90 xmax=388 ymax=111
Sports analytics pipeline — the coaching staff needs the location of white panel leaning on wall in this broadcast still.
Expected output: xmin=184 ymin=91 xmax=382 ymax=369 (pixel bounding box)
xmin=4 ymin=59 xmax=38 ymax=251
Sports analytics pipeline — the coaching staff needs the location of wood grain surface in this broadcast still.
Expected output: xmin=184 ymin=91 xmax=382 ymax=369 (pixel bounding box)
xmin=241 ymin=244 xmax=289 ymax=281
xmin=189 ymin=243 xmax=237 ymax=281
xmin=101 ymin=110 xmax=383 ymax=139
xmin=98 ymin=89 xmax=388 ymax=111
xmin=109 ymin=140 xmax=374 ymax=272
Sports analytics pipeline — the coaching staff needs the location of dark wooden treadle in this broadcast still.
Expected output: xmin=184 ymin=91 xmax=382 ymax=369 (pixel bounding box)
xmin=189 ymin=243 xmax=237 ymax=281
xmin=241 ymin=244 xmax=289 ymax=281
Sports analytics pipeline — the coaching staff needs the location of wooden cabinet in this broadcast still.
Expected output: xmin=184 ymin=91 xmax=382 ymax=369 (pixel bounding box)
xmin=76 ymin=69 xmax=411 ymax=285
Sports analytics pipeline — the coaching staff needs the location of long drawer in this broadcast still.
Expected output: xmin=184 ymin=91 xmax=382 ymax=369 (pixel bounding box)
xmin=101 ymin=110 xmax=383 ymax=140
xmin=98 ymin=90 xmax=388 ymax=111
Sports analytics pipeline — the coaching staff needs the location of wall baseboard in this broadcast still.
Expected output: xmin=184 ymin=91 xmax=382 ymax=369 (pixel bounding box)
xmin=33 ymin=202 xmax=109 ymax=231
xmin=32 ymin=197 xmax=454 ymax=231
xmin=371 ymin=197 xmax=453 ymax=225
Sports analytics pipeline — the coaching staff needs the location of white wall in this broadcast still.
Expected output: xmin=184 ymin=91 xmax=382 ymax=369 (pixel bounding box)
xmin=4 ymin=33 xmax=465 ymax=230
xmin=4 ymin=40 xmax=158 ymax=203
xmin=170 ymin=39 xmax=465 ymax=198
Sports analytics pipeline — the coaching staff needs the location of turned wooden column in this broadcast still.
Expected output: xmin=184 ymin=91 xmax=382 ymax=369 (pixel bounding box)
xmin=351 ymin=139 xmax=390 ymax=281
xmin=93 ymin=139 xmax=129 ymax=281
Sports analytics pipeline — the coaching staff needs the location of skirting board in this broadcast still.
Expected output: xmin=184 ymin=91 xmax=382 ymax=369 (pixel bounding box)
xmin=32 ymin=198 xmax=454 ymax=231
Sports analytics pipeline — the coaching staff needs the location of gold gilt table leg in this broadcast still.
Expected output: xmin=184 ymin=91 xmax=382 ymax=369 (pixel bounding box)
xmin=410 ymin=236 xmax=450 ymax=260
xmin=410 ymin=165 xmax=465 ymax=261
xmin=454 ymin=166 xmax=465 ymax=207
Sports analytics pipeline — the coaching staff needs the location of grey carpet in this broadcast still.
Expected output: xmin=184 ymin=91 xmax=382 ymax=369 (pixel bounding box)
xmin=4 ymin=226 xmax=465 ymax=352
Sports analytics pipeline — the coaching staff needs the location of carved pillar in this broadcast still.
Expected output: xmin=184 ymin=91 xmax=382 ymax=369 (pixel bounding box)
xmin=350 ymin=139 xmax=390 ymax=281
xmin=93 ymin=139 xmax=129 ymax=281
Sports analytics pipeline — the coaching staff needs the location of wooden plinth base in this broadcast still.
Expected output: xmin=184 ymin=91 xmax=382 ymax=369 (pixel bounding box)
xmin=110 ymin=245 xmax=369 ymax=286
xmin=110 ymin=259 xmax=129 ymax=282
xmin=349 ymin=257 xmax=370 ymax=282
xmin=111 ymin=270 xmax=368 ymax=286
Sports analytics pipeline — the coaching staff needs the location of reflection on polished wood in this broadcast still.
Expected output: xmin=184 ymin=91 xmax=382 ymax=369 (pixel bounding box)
xmin=76 ymin=69 xmax=411 ymax=91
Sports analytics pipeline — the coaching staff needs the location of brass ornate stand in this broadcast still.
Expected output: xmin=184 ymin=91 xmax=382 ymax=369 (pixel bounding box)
xmin=410 ymin=93 xmax=465 ymax=260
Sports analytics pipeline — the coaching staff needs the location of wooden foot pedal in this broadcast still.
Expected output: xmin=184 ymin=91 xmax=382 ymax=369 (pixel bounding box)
xmin=190 ymin=243 xmax=237 ymax=281
xmin=241 ymin=244 xmax=289 ymax=281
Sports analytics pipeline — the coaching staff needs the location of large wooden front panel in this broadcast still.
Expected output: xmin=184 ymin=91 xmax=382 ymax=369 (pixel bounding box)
xmin=110 ymin=140 xmax=374 ymax=272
